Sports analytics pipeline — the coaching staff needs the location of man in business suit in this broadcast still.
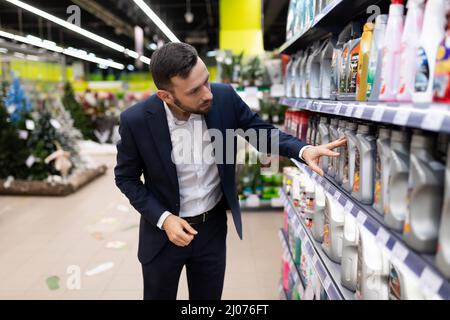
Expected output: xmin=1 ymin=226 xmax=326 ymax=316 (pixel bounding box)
xmin=114 ymin=42 xmax=346 ymax=300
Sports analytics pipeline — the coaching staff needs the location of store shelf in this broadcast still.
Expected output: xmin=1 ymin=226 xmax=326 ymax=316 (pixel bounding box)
xmin=278 ymin=229 xmax=306 ymax=299
xmin=240 ymin=197 xmax=284 ymax=210
xmin=281 ymin=97 xmax=450 ymax=135
xmin=278 ymin=0 xmax=389 ymax=54
xmin=291 ymin=159 xmax=450 ymax=300
xmin=280 ymin=190 xmax=354 ymax=300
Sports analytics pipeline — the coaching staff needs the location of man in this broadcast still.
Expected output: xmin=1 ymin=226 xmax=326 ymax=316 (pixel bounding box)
xmin=114 ymin=42 xmax=346 ymax=300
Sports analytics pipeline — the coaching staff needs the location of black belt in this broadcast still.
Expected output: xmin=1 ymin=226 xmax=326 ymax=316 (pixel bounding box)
xmin=182 ymin=198 xmax=226 ymax=225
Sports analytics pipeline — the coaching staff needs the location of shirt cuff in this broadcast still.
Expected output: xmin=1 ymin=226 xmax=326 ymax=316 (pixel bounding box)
xmin=157 ymin=211 xmax=173 ymax=230
xmin=299 ymin=145 xmax=312 ymax=161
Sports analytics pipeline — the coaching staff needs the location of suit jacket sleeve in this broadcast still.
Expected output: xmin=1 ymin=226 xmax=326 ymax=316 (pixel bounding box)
xmin=230 ymin=85 xmax=308 ymax=162
xmin=114 ymin=114 xmax=168 ymax=227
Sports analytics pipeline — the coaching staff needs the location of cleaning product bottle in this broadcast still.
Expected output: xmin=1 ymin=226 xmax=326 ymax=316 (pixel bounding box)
xmin=342 ymin=121 xmax=358 ymax=193
xmin=341 ymin=213 xmax=359 ymax=292
xmin=346 ymin=36 xmax=362 ymax=99
xmin=403 ymin=131 xmax=445 ymax=253
xmin=379 ymin=0 xmax=405 ymax=102
xmin=373 ymin=127 xmax=392 ymax=216
xmin=335 ymin=119 xmax=348 ymax=185
xmin=397 ymin=0 xmax=426 ymax=102
xmin=320 ymin=37 xmax=336 ymax=99
xmin=317 ymin=116 xmax=330 ymax=174
xmin=433 ymin=12 xmax=450 ymax=103
xmin=328 ymin=118 xmax=339 ymax=177
xmin=355 ymin=228 xmax=390 ymax=300
xmin=312 ymin=186 xmax=326 ymax=242
xmin=386 ymin=129 xmax=411 ymax=231
xmin=356 ymin=23 xmax=374 ymax=101
xmin=414 ymin=0 xmax=449 ymax=103
xmin=367 ymin=15 xmax=389 ymax=101
xmin=436 ymin=141 xmax=450 ymax=279
xmin=321 ymin=193 xmax=344 ymax=263
xmin=352 ymin=124 xmax=376 ymax=205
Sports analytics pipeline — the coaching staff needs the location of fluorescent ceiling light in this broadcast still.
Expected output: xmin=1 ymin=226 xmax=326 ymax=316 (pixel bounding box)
xmin=140 ymin=56 xmax=151 ymax=65
xmin=0 ymin=48 xmax=8 ymax=53
xmin=133 ymin=0 xmax=180 ymax=43
xmin=0 ymin=29 xmax=124 ymax=70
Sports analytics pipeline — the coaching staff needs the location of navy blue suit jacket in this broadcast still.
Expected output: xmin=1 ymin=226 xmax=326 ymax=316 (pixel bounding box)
xmin=114 ymin=83 xmax=306 ymax=264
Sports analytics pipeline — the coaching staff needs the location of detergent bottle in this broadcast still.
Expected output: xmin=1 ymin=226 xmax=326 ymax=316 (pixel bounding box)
xmin=367 ymin=15 xmax=388 ymax=101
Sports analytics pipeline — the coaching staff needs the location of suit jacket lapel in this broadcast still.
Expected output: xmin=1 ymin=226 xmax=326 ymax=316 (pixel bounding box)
xmin=145 ymin=96 xmax=180 ymax=197
xmin=204 ymin=97 xmax=225 ymax=181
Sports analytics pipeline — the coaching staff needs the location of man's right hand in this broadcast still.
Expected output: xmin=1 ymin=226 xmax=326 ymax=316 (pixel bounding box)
xmin=162 ymin=214 xmax=198 ymax=247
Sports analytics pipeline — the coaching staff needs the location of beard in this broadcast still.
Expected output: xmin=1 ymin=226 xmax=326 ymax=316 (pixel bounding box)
xmin=173 ymin=96 xmax=212 ymax=115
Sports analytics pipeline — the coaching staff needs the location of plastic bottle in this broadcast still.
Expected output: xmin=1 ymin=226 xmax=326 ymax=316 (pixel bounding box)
xmin=436 ymin=141 xmax=450 ymax=279
xmin=293 ymin=51 xmax=305 ymax=98
xmin=292 ymin=172 xmax=302 ymax=208
xmin=403 ymin=131 xmax=445 ymax=253
xmin=367 ymin=15 xmax=388 ymax=101
xmin=300 ymin=47 xmax=312 ymax=98
xmin=306 ymin=42 xmax=321 ymax=98
xmin=373 ymin=127 xmax=391 ymax=216
xmin=414 ymin=0 xmax=449 ymax=103
xmin=320 ymin=38 xmax=336 ymax=99
xmin=342 ymin=121 xmax=358 ymax=193
xmin=335 ymin=119 xmax=348 ymax=185
xmin=317 ymin=116 xmax=330 ymax=173
xmin=352 ymin=124 xmax=376 ymax=205
xmin=379 ymin=0 xmax=404 ymax=102
xmin=321 ymin=193 xmax=344 ymax=263
xmin=285 ymin=56 xmax=295 ymax=97
xmin=397 ymin=0 xmax=425 ymax=102
xmin=388 ymin=261 xmax=425 ymax=299
xmin=385 ymin=130 xmax=411 ymax=231
xmin=356 ymin=23 xmax=374 ymax=101
xmin=433 ymin=13 xmax=450 ymax=103
xmin=338 ymin=23 xmax=361 ymax=100
xmin=355 ymin=228 xmax=389 ymax=300
xmin=346 ymin=37 xmax=362 ymax=99
xmin=328 ymin=118 xmax=340 ymax=177
xmin=310 ymin=41 xmax=328 ymax=99
xmin=312 ymin=186 xmax=326 ymax=242
xmin=341 ymin=213 xmax=359 ymax=292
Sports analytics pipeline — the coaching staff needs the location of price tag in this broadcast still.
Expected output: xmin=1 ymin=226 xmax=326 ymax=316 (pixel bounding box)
xmin=333 ymin=191 xmax=341 ymax=201
xmin=356 ymin=211 xmax=367 ymax=226
xmin=392 ymin=242 xmax=409 ymax=262
xmin=312 ymin=254 xmax=318 ymax=265
xmin=421 ymin=112 xmax=445 ymax=131
xmin=372 ymin=108 xmax=385 ymax=122
xmin=393 ymin=109 xmax=411 ymax=126
xmin=335 ymin=102 xmax=343 ymax=114
xmin=25 ymin=120 xmax=35 ymax=131
xmin=345 ymin=105 xmax=354 ymax=117
xmin=375 ymin=228 xmax=391 ymax=246
xmin=344 ymin=201 xmax=354 ymax=214
xmin=420 ymin=268 xmax=443 ymax=294
xmin=323 ymin=277 xmax=332 ymax=289
xmin=355 ymin=107 xmax=364 ymax=119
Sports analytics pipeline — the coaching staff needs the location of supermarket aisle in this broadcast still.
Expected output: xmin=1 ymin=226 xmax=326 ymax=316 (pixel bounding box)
xmin=0 ymin=154 xmax=282 ymax=300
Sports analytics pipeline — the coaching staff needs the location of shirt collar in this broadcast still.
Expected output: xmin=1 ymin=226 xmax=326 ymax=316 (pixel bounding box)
xmin=163 ymin=101 xmax=201 ymax=126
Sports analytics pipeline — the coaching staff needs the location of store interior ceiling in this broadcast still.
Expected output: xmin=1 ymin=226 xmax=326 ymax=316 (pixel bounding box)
xmin=0 ymin=0 xmax=290 ymax=71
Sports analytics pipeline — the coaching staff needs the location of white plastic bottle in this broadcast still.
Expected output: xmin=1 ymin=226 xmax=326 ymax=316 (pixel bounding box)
xmin=397 ymin=0 xmax=425 ymax=102
xmin=341 ymin=213 xmax=359 ymax=292
xmin=312 ymin=185 xmax=326 ymax=243
xmin=413 ymin=0 xmax=449 ymax=103
xmin=367 ymin=15 xmax=388 ymax=101
xmin=322 ymin=193 xmax=344 ymax=264
xmin=379 ymin=0 xmax=404 ymax=102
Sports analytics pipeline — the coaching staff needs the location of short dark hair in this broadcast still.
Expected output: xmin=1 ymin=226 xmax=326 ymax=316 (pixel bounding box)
xmin=150 ymin=42 xmax=199 ymax=90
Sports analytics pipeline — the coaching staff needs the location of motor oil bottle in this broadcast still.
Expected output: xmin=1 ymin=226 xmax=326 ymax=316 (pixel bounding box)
xmin=346 ymin=37 xmax=362 ymax=99
xmin=306 ymin=42 xmax=321 ymax=98
xmin=341 ymin=212 xmax=359 ymax=292
xmin=301 ymin=47 xmax=313 ymax=98
xmin=320 ymin=37 xmax=336 ymax=99
xmin=317 ymin=116 xmax=330 ymax=174
xmin=414 ymin=0 xmax=449 ymax=103
xmin=352 ymin=124 xmax=376 ymax=205
xmin=386 ymin=130 xmax=411 ymax=231
xmin=373 ymin=127 xmax=392 ymax=216
xmin=294 ymin=50 xmax=305 ymax=98
xmin=338 ymin=22 xmax=361 ymax=99
xmin=433 ymin=12 xmax=450 ymax=103
xmin=388 ymin=260 xmax=425 ymax=299
xmin=311 ymin=41 xmax=329 ymax=99
xmin=321 ymin=193 xmax=344 ymax=263
xmin=436 ymin=141 xmax=450 ymax=279
xmin=328 ymin=118 xmax=340 ymax=177
xmin=336 ymin=119 xmax=348 ymax=185
xmin=367 ymin=15 xmax=389 ymax=101
xmin=312 ymin=186 xmax=326 ymax=242
xmin=403 ymin=131 xmax=445 ymax=253
xmin=342 ymin=121 xmax=358 ymax=193
xmin=355 ymin=227 xmax=389 ymax=300
xmin=356 ymin=23 xmax=374 ymax=101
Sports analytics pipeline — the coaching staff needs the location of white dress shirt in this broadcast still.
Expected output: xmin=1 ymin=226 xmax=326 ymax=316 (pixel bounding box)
xmin=157 ymin=102 xmax=223 ymax=229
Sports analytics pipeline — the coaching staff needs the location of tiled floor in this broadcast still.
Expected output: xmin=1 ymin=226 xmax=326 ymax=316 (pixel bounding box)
xmin=0 ymin=153 xmax=283 ymax=300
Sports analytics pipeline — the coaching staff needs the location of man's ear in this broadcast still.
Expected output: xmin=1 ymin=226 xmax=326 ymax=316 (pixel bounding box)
xmin=156 ymin=90 xmax=173 ymax=104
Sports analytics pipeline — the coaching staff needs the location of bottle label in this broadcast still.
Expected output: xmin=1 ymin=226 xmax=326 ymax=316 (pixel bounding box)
xmin=434 ymin=35 xmax=450 ymax=101
xmin=403 ymin=175 xmax=414 ymax=234
xmin=342 ymin=144 xmax=350 ymax=186
xmin=374 ymin=151 xmax=382 ymax=206
xmin=388 ymin=264 xmax=402 ymax=300
xmin=323 ymin=202 xmax=330 ymax=247
xmin=340 ymin=47 xmax=349 ymax=93
xmin=353 ymin=147 xmax=361 ymax=193
xmin=415 ymin=47 xmax=430 ymax=93
xmin=348 ymin=45 xmax=361 ymax=94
